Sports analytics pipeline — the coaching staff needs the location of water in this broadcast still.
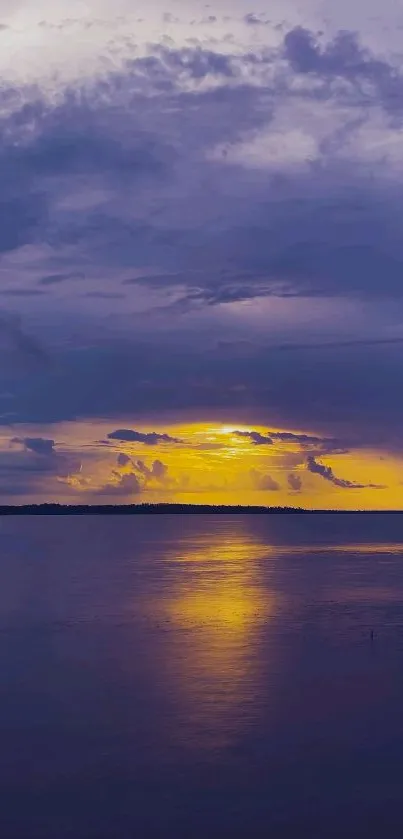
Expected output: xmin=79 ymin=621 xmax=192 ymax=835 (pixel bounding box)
xmin=1 ymin=514 xmax=403 ymax=837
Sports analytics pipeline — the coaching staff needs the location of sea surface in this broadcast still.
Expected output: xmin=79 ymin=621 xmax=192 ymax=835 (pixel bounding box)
xmin=2 ymin=513 xmax=403 ymax=838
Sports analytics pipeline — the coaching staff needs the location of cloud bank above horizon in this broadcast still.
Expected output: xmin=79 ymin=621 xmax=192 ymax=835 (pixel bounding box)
xmin=0 ymin=0 xmax=403 ymax=506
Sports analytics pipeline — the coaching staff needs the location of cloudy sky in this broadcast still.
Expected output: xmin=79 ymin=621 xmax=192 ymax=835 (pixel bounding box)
xmin=1 ymin=0 xmax=403 ymax=507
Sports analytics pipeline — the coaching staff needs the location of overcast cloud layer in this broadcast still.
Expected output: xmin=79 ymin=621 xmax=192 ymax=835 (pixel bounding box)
xmin=1 ymin=0 xmax=403 ymax=503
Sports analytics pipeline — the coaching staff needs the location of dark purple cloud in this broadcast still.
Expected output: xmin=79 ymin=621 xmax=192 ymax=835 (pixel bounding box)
xmin=269 ymin=431 xmax=334 ymax=445
xmin=1 ymin=31 xmax=403 ymax=307
xmin=0 ymin=313 xmax=48 ymax=368
xmin=11 ymin=437 xmax=55 ymax=456
xmin=1 ymin=333 xmax=403 ymax=453
xmin=306 ymin=456 xmax=384 ymax=489
xmin=107 ymin=429 xmax=182 ymax=445
xmin=235 ymin=429 xmax=340 ymax=450
xmin=0 ymin=28 xmax=403 ymax=457
xmin=0 ymin=435 xmax=81 ymax=497
xmin=283 ymin=26 xmax=401 ymax=106
xmin=235 ymin=431 xmax=273 ymax=445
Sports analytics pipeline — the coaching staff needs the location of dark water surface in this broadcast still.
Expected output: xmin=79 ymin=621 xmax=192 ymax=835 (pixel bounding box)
xmin=2 ymin=514 xmax=403 ymax=838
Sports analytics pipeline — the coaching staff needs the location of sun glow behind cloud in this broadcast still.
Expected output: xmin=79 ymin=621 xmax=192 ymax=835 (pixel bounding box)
xmin=1 ymin=0 xmax=403 ymax=510
xmin=1 ymin=418 xmax=402 ymax=509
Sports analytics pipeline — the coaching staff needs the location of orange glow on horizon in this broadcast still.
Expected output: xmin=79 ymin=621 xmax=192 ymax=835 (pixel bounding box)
xmin=2 ymin=418 xmax=403 ymax=510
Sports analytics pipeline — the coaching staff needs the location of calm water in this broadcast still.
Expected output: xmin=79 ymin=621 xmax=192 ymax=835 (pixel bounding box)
xmin=2 ymin=514 xmax=403 ymax=837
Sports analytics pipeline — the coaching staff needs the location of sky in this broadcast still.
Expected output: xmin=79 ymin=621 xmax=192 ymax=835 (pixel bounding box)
xmin=1 ymin=0 xmax=403 ymax=507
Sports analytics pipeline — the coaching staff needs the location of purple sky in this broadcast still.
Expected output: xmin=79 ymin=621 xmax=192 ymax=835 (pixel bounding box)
xmin=1 ymin=1 xmax=403 ymax=504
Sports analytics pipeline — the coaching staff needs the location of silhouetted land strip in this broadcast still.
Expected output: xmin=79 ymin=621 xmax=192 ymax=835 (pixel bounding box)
xmin=0 ymin=504 xmax=402 ymax=515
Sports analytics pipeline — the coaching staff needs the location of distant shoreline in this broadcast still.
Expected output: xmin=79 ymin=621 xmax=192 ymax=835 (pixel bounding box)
xmin=0 ymin=504 xmax=402 ymax=515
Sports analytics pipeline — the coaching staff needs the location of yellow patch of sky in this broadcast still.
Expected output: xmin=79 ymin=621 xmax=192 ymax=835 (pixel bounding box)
xmin=4 ymin=418 xmax=403 ymax=508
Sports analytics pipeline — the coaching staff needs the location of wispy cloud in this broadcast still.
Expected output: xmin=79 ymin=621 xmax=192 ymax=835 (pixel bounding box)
xmin=306 ymin=456 xmax=385 ymax=489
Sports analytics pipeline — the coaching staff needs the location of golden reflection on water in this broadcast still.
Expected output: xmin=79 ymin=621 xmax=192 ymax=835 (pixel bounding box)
xmin=159 ymin=524 xmax=277 ymax=751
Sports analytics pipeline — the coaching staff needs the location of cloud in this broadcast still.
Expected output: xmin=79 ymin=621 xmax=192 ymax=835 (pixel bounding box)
xmin=151 ymin=459 xmax=168 ymax=481
xmin=39 ymin=272 xmax=85 ymax=286
xmin=173 ymin=282 xmax=276 ymax=309
xmin=244 ymin=13 xmax=266 ymax=26
xmin=0 ymin=192 xmax=47 ymax=256
xmin=283 ymin=27 xmax=401 ymax=108
xmin=117 ymin=452 xmax=131 ymax=466
xmin=268 ymin=431 xmax=335 ymax=446
xmin=9 ymin=436 xmax=80 ymax=478
xmin=96 ymin=470 xmax=142 ymax=496
xmin=0 ymin=434 xmax=80 ymax=497
xmin=0 ymin=313 xmax=48 ymax=369
xmin=288 ymin=473 xmax=302 ymax=492
xmin=162 ymin=13 xmax=179 ymax=25
xmin=10 ymin=119 xmax=168 ymax=181
xmin=234 ymin=430 xmax=273 ymax=445
xmin=107 ymin=429 xmax=182 ymax=444
xmin=262 ymin=338 xmax=403 ymax=352
xmin=250 ymin=468 xmax=280 ymax=491
xmin=2 ymin=330 xmax=402 ymax=450
xmin=95 ymin=453 xmax=170 ymax=498
xmin=11 ymin=436 xmax=55 ymax=455
xmin=153 ymin=45 xmax=236 ymax=80
xmin=2 ymin=30 xmax=403 ymax=311
xmin=306 ymin=455 xmax=384 ymax=489
xmin=235 ymin=429 xmax=339 ymax=451
xmin=84 ymin=292 xmax=125 ymax=299
xmin=1 ymin=7 xmax=403 ymax=510
xmin=268 ymin=430 xmax=344 ymax=453
xmin=135 ymin=458 xmax=169 ymax=482
xmin=0 ymin=27 xmax=402 ymax=451
xmin=135 ymin=459 xmax=151 ymax=477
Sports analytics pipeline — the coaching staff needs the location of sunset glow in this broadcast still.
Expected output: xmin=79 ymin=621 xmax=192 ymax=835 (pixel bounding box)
xmin=0 ymin=1 xmax=403 ymax=510
xmin=2 ymin=418 xmax=402 ymax=508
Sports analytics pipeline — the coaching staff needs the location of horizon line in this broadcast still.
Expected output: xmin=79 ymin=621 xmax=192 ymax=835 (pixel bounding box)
xmin=0 ymin=503 xmax=402 ymax=515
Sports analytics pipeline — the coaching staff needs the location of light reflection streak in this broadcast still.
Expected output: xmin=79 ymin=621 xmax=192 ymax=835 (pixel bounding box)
xmin=157 ymin=524 xmax=278 ymax=751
